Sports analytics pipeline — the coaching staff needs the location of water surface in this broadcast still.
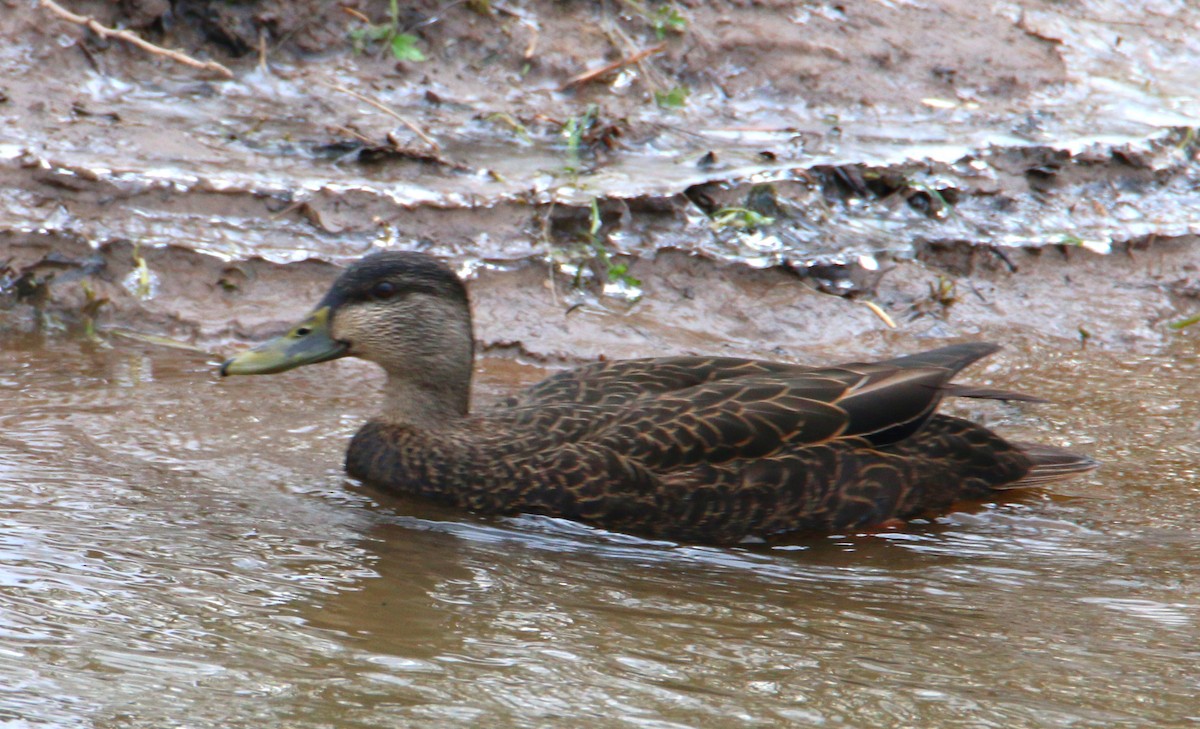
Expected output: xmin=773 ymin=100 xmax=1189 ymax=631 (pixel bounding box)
xmin=1 ymin=334 xmax=1197 ymax=726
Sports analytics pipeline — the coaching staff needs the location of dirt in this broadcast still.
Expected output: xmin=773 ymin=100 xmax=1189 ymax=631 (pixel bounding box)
xmin=1 ymin=0 xmax=1198 ymax=361
xmin=102 ymin=0 xmax=1067 ymax=110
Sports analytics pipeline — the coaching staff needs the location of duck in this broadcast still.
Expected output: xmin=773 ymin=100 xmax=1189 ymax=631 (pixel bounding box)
xmin=220 ymin=250 xmax=1096 ymax=544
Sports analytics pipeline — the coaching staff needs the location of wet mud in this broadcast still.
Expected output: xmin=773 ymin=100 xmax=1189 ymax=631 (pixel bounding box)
xmin=2 ymin=0 xmax=1199 ymax=362
xmin=2 ymin=230 xmax=1197 ymax=359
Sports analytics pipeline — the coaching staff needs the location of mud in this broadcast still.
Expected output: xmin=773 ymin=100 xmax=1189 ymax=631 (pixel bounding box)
xmin=2 ymin=0 xmax=1199 ymax=356
xmin=3 ymin=230 xmax=1196 ymax=360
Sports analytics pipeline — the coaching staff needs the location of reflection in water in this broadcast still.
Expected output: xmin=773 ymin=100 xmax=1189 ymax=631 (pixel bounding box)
xmin=0 ymin=335 xmax=1197 ymax=727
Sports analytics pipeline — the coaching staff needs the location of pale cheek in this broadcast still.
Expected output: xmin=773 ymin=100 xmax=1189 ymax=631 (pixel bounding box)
xmin=334 ymin=308 xmax=397 ymax=359
xmin=329 ymin=312 xmax=366 ymax=353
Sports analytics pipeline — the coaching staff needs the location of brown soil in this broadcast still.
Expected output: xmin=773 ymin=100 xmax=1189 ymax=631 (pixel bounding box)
xmin=2 ymin=0 xmax=1198 ymax=361
xmin=102 ymin=0 xmax=1067 ymax=111
xmin=3 ymin=229 xmax=1193 ymax=359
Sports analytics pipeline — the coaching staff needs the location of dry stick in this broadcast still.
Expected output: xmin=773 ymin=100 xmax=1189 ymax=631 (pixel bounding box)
xmin=489 ymin=3 xmax=539 ymax=57
xmin=561 ymin=43 xmax=666 ymax=90
xmin=604 ymin=18 xmax=668 ymax=91
xmin=40 ymin=0 xmax=234 ymax=79
xmin=490 ymin=2 xmax=540 ymax=59
xmin=521 ymin=21 xmax=539 ymax=59
xmin=861 ymin=300 xmax=898 ymax=329
xmin=321 ymin=82 xmax=440 ymax=151
xmin=328 ymin=124 xmax=378 ymax=147
xmin=256 ymin=29 xmax=268 ymax=73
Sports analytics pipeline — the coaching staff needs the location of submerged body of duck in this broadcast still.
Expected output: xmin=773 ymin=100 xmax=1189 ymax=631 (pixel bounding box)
xmin=220 ymin=251 xmax=1095 ymax=544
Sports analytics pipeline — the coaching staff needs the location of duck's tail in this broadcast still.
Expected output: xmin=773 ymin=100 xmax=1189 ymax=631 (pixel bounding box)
xmin=1007 ymin=442 xmax=1099 ymax=487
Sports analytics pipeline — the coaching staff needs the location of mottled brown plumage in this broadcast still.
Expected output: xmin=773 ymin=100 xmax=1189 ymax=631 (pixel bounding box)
xmin=221 ymin=251 xmax=1097 ymax=544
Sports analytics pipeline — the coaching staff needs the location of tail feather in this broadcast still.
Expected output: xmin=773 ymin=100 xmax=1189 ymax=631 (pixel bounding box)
xmin=943 ymin=384 xmax=1049 ymax=403
xmin=884 ymin=346 xmax=1050 ymax=404
xmin=1007 ymin=442 xmax=1098 ymax=487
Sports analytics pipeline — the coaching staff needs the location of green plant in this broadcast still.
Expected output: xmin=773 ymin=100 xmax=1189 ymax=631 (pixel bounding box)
xmin=389 ymin=34 xmax=426 ymax=62
xmin=79 ymin=280 xmax=107 ymax=341
xmin=617 ymin=0 xmax=687 ymax=39
xmin=654 ymin=85 xmax=688 ymax=109
xmin=1168 ymin=313 xmax=1200 ymax=330
xmin=349 ymin=0 xmax=427 ymax=62
xmin=130 ymin=244 xmax=153 ymax=299
xmin=561 ymin=105 xmax=598 ymax=173
xmin=567 ymin=199 xmax=641 ymax=297
xmin=486 ymin=112 xmax=532 ymax=143
xmin=710 ymin=207 xmax=775 ymax=230
xmin=652 ymin=5 xmax=687 ymax=37
xmin=928 ymin=275 xmax=957 ymax=308
xmin=1175 ymin=126 xmax=1197 ymax=155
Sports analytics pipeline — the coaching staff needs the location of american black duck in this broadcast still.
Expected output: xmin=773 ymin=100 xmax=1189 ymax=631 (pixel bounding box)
xmin=220 ymin=251 xmax=1096 ymax=544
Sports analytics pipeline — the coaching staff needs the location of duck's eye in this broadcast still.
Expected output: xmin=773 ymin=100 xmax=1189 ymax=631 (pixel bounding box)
xmin=371 ymin=281 xmax=398 ymax=300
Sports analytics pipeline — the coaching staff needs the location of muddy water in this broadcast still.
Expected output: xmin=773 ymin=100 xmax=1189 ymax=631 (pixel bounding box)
xmin=1 ymin=333 xmax=1197 ymax=728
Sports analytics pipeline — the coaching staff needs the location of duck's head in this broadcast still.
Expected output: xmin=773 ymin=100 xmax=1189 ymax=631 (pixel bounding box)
xmin=221 ymin=251 xmax=475 ymax=419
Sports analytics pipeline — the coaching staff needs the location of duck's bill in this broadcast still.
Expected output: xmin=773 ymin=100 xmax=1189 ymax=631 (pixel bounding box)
xmin=219 ymin=306 xmax=348 ymax=376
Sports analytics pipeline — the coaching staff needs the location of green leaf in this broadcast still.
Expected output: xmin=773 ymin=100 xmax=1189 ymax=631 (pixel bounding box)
xmin=366 ymin=25 xmax=392 ymax=41
xmin=653 ymin=8 xmax=687 ymax=38
xmin=391 ymin=34 xmax=427 ymax=62
xmin=711 ymin=207 xmax=775 ymax=230
xmin=654 ymin=86 xmax=688 ymax=109
xmin=1168 ymin=313 xmax=1200 ymax=330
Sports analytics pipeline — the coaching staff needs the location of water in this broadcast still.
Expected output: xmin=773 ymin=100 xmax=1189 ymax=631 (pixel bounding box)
xmin=1 ymin=334 xmax=1197 ymax=727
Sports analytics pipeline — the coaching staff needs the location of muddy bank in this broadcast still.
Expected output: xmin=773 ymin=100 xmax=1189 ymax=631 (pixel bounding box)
xmin=3 ymin=230 xmax=1195 ymax=361
xmin=1 ymin=0 xmax=1199 ymax=357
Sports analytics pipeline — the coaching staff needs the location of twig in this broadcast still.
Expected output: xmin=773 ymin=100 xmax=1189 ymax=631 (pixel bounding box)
xmin=488 ymin=2 xmax=539 ymax=58
xmin=604 ymin=16 xmax=668 ymax=90
xmin=561 ymin=43 xmax=665 ymax=90
xmin=320 ymin=82 xmax=440 ymax=151
xmin=522 ymin=21 xmax=539 ymax=59
xmin=40 ymin=0 xmax=233 ymax=79
xmin=861 ymin=300 xmax=897 ymax=329
xmin=328 ymin=124 xmax=377 ymax=146
xmin=256 ymin=29 xmax=268 ymax=73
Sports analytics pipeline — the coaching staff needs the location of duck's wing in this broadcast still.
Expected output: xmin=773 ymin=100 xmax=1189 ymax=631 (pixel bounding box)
xmin=582 ymin=359 xmax=967 ymax=472
xmin=500 ymin=357 xmax=814 ymax=409
xmin=870 ymin=342 xmax=1046 ymax=402
xmin=493 ymin=343 xmax=1005 ymax=454
xmin=800 ymin=341 xmax=1009 ymax=443
xmin=502 ymin=343 xmax=1018 ymax=410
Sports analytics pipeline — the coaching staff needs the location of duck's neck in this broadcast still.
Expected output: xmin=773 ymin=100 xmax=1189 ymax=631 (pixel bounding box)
xmin=361 ymin=290 xmax=476 ymax=429
xmin=379 ymin=372 xmax=471 ymax=429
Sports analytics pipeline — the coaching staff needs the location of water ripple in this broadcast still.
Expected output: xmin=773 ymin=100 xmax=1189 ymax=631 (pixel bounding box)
xmin=0 ymin=337 xmax=1198 ymax=727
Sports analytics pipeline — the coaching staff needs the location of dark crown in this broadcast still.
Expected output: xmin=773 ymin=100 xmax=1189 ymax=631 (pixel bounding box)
xmin=321 ymin=251 xmax=468 ymax=308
